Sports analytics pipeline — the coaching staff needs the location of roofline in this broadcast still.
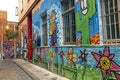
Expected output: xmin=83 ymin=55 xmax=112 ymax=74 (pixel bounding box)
xmin=7 ymin=21 xmax=18 ymax=24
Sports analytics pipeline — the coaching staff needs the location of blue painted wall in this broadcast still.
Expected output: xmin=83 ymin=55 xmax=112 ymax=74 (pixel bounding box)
xmin=32 ymin=0 xmax=120 ymax=80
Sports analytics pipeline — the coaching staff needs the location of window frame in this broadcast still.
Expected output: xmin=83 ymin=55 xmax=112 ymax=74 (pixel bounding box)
xmin=41 ymin=13 xmax=48 ymax=46
xmin=101 ymin=0 xmax=120 ymax=45
xmin=62 ymin=0 xmax=76 ymax=45
xmin=15 ymin=7 xmax=18 ymax=16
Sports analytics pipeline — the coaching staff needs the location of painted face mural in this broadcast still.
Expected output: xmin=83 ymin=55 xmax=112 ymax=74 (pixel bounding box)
xmin=80 ymin=0 xmax=88 ymax=15
xmin=75 ymin=0 xmax=100 ymax=46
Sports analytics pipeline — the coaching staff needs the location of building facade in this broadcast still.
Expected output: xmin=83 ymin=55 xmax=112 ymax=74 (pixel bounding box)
xmin=0 ymin=11 xmax=7 ymax=57
xmin=18 ymin=0 xmax=40 ymax=60
xmin=18 ymin=0 xmax=120 ymax=80
xmin=0 ymin=10 xmax=18 ymax=59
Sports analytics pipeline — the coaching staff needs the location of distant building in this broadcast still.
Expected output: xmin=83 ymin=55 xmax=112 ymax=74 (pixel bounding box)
xmin=0 ymin=11 xmax=7 ymax=54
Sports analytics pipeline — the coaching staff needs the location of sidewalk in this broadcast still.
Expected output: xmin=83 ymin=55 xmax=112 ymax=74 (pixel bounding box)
xmin=13 ymin=59 xmax=69 ymax=80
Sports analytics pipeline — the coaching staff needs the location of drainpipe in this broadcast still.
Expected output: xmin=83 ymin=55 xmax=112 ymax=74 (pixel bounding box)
xmin=14 ymin=25 xmax=16 ymax=58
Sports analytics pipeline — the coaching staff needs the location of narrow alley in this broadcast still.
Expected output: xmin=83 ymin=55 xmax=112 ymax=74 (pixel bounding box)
xmin=0 ymin=0 xmax=120 ymax=80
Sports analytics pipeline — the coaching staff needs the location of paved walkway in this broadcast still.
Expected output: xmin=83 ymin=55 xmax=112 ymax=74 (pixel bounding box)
xmin=0 ymin=59 xmax=33 ymax=80
xmin=13 ymin=59 xmax=69 ymax=80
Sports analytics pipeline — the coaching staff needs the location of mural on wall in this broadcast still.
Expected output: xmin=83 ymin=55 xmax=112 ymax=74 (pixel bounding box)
xmin=48 ymin=49 xmax=54 ymax=65
xmin=49 ymin=11 xmax=57 ymax=46
xmin=3 ymin=44 xmax=14 ymax=58
xmin=65 ymin=47 xmax=78 ymax=65
xmin=32 ymin=0 xmax=63 ymax=46
xmin=32 ymin=0 xmax=101 ymax=46
xmin=21 ymin=24 xmax=28 ymax=50
xmin=78 ymin=49 xmax=88 ymax=80
xmin=21 ymin=24 xmax=28 ymax=59
xmin=31 ymin=0 xmax=120 ymax=80
xmin=32 ymin=46 xmax=120 ymax=80
xmin=32 ymin=10 xmax=41 ymax=47
xmin=91 ymin=46 xmax=120 ymax=80
xmin=75 ymin=0 xmax=100 ymax=46
xmin=47 ymin=3 xmax=63 ymax=46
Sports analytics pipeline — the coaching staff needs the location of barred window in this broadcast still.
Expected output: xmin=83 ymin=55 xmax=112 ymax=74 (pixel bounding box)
xmin=42 ymin=13 xmax=47 ymax=46
xmin=101 ymin=0 xmax=120 ymax=45
xmin=62 ymin=0 xmax=76 ymax=44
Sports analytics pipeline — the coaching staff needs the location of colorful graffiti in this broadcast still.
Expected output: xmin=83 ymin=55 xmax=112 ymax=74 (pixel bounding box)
xmin=30 ymin=0 xmax=120 ymax=80
xmin=3 ymin=44 xmax=14 ymax=58
xmin=20 ymin=24 xmax=28 ymax=59
xmin=91 ymin=46 xmax=120 ymax=80
xmin=32 ymin=0 xmax=63 ymax=46
xmin=79 ymin=49 xmax=88 ymax=80
xmin=32 ymin=10 xmax=41 ymax=47
xmin=49 ymin=11 xmax=57 ymax=46
xmin=32 ymin=0 xmax=101 ymax=46
xmin=47 ymin=3 xmax=63 ymax=46
xmin=65 ymin=48 xmax=78 ymax=65
xmin=75 ymin=0 xmax=100 ymax=46
xmin=32 ymin=46 xmax=120 ymax=80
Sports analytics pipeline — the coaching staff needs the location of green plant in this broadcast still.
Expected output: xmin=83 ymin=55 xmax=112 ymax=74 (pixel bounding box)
xmin=6 ymin=29 xmax=18 ymax=40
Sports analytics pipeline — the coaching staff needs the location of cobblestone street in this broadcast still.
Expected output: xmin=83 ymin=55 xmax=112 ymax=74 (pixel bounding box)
xmin=0 ymin=59 xmax=33 ymax=80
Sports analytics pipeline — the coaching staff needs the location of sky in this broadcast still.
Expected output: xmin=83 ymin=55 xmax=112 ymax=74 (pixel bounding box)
xmin=0 ymin=0 xmax=18 ymax=22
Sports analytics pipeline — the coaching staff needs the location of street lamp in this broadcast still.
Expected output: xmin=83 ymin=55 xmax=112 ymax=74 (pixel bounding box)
xmin=6 ymin=25 xmax=9 ymax=30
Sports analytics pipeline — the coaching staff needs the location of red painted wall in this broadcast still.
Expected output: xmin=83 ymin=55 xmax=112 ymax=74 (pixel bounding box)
xmin=27 ymin=13 xmax=33 ymax=61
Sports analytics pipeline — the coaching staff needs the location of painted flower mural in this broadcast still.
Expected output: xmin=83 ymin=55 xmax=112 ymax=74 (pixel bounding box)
xmin=115 ymin=73 xmax=120 ymax=79
xmin=59 ymin=49 xmax=64 ymax=63
xmin=48 ymin=50 xmax=54 ymax=65
xmin=65 ymin=48 xmax=78 ymax=64
xmin=91 ymin=46 xmax=120 ymax=79
xmin=49 ymin=50 xmax=54 ymax=61
xmin=79 ymin=49 xmax=88 ymax=80
xmin=79 ymin=49 xmax=88 ymax=63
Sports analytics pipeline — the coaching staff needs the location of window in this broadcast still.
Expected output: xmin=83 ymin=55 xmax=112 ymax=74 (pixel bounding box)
xmin=21 ymin=0 xmax=23 ymax=13
xmin=15 ymin=7 xmax=18 ymax=16
xmin=101 ymin=0 xmax=120 ymax=45
xmin=42 ymin=13 xmax=47 ymax=46
xmin=62 ymin=0 xmax=76 ymax=44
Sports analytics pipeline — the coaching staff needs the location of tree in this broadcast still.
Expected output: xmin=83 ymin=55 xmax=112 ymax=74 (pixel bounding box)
xmin=6 ymin=25 xmax=18 ymax=40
